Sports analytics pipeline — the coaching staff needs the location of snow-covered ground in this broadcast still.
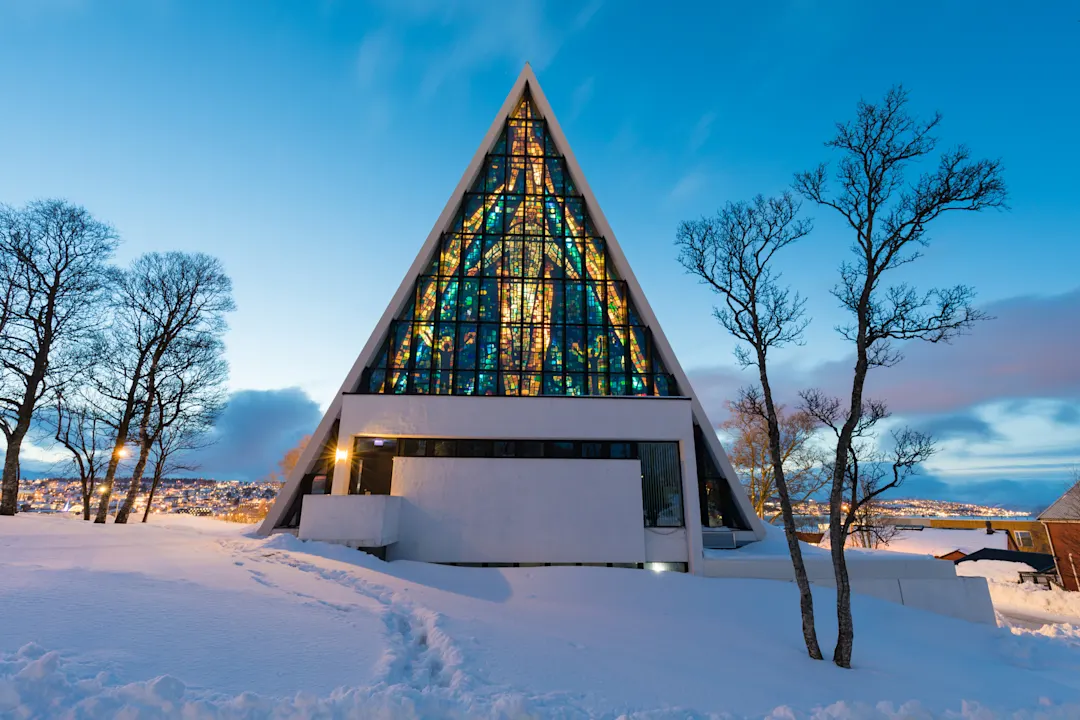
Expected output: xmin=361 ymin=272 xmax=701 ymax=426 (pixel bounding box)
xmin=2 ymin=515 xmax=1080 ymax=719
xmin=956 ymin=559 xmax=1080 ymax=632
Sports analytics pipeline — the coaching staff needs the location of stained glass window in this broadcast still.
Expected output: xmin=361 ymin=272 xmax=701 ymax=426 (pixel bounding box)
xmin=364 ymin=88 xmax=677 ymax=397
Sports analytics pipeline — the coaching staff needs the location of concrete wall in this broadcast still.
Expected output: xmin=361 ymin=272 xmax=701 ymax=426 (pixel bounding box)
xmin=299 ymin=495 xmax=400 ymax=547
xmin=388 ymin=457 xmax=646 ymax=564
xmin=702 ymin=551 xmax=996 ymax=624
xmin=645 ymin=527 xmax=689 ymax=563
xmin=337 ymin=393 xmax=706 ymax=572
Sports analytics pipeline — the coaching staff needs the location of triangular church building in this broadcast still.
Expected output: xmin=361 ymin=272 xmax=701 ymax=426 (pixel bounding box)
xmin=259 ymin=66 xmax=764 ymax=573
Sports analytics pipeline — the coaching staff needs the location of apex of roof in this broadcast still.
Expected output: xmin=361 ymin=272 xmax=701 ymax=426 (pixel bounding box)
xmin=1038 ymin=482 xmax=1080 ymax=521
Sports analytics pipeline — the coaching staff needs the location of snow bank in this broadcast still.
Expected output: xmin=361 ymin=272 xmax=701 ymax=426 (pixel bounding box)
xmin=3 ymin=515 xmax=1080 ymax=718
xmin=2 ymin=643 xmax=1079 ymax=720
xmin=956 ymin=559 xmax=1036 ymax=584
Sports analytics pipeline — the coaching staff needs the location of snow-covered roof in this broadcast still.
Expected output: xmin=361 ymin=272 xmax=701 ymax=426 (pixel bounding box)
xmin=1038 ymin=482 xmax=1080 ymax=521
xmin=877 ymin=528 xmax=1010 ymax=557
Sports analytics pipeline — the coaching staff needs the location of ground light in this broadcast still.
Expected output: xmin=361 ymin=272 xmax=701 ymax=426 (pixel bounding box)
xmin=645 ymin=562 xmax=680 ymax=573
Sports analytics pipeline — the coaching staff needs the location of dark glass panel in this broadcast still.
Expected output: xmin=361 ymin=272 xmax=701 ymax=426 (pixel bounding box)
xmin=402 ymin=439 xmax=429 ymax=457
xmin=493 ymin=440 xmax=515 ymax=457
xmin=609 ymin=442 xmax=633 ymax=459
xmin=546 ymin=157 xmax=566 ymax=196
xmin=367 ymin=369 xmax=386 ymax=393
xmin=581 ymin=442 xmax=602 ymax=458
xmin=478 ymin=324 xmax=499 ymax=369
xmin=587 ymin=326 xmax=607 ymax=373
xmin=565 ymin=197 xmax=585 ymax=236
xmin=546 ymin=441 xmax=576 ymax=458
xmin=412 ymin=323 xmax=434 ymax=370
xmin=432 ymin=369 xmax=453 ymax=395
xmin=455 ymin=370 xmax=476 ymax=395
xmin=458 ymin=440 xmax=492 ymax=457
xmin=585 ymin=283 xmax=605 ymax=325
xmin=410 ymin=370 xmax=430 ymax=394
xmin=517 ymin=440 xmax=544 ymax=458
xmin=456 ymin=324 xmax=477 ymax=369
xmin=484 ymin=156 xmax=505 ymax=192
xmin=437 ymin=279 xmax=459 ymax=321
xmin=460 ymin=279 xmax=479 ymax=321
xmin=608 ymin=326 xmax=628 ymax=375
xmin=566 ymin=281 xmax=585 ymax=323
xmin=479 ymin=279 xmax=499 ymax=320
xmin=588 ymin=374 xmax=608 ymax=395
xmin=544 ymin=325 xmax=564 ymax=371
xmin=478 ymin=371 xmax=497 ymax=395
xmin=462 ymin=235 xmax=482 ymax=276
xmin=566 ymin=373 xmax=585 ymax=396
xmin=543 ymin=373 xmax=564 ymax=395
xmin=462 ymin=193 xmax=484 ymax=234
xmin=565 ymin=326 xmax=585 ymax=371
xmin=654 ymin=374 xmax=674 ymax=396
xmin=631 ymin=374 xmax=650 ymax=396
xmin=433 ymin=440 xmax=455 ymax=457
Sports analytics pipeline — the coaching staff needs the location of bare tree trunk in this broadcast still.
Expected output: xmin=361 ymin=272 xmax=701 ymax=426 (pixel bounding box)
xmin=760 ymin=366 xmax=822 ymax=660
xmin=115 ymin=440 xmax=151 ymax=524
xmin=0 ymin=428 xmax=28 ymax=515
xmin=94 ymin=448 xmax=124 ymax=523
xmin=141 ymin=465 xmax=164 ymax=523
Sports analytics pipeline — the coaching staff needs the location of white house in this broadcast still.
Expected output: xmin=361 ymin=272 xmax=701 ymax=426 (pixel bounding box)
xmin=257 ymin=65 xmax=765 ymax=573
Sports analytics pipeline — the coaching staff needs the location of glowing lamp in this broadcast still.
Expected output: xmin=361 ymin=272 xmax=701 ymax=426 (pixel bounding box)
xmin=335 ymin=449 xmax=348 ymax=461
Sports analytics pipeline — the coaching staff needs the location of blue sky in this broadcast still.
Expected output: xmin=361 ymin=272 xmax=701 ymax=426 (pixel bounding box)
xmin=1 ymin=1 xmax=1077 ymax=509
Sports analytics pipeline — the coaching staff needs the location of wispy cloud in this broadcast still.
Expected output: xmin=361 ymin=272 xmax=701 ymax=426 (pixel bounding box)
xmin=688 ymin=111 xmax=717 ymax=153
xmin=569 ymin=76 xmax=595 ymax=120
xmin=668 ymin=169 xmax=709 ymax=203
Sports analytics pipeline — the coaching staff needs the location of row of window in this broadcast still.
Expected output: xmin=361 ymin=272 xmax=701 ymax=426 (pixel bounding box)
xmin=365 ymin=437 xmax=643 ymax=460
xmin=364 ymin=369 xmax=677 ymax=397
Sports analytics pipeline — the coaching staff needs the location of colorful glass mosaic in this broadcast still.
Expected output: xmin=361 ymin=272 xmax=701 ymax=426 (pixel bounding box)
xmin=363 ymin=88 xmax=677 ymax=397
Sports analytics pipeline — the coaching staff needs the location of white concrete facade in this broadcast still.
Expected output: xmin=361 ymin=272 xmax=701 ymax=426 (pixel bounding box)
xmin=389 ymin=457 xmax=648 ymax=563
xmin=331 ymin=393 xmax=700 ymax=570
xmin=298 ymin=495 xmax=400 ymax=547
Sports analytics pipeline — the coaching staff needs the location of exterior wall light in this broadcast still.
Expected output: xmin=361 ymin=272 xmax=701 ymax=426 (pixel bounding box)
xmin=335 ymin=449 xmax=348 ymax=461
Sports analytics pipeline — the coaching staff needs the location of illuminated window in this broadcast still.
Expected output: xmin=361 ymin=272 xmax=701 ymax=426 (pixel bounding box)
xmin=364 ymin=88 xmax=676 ymax=397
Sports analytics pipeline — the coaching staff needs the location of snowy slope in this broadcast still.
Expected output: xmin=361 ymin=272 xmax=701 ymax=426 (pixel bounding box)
xmin=1 ymin=514 xmax=1079 ymax=719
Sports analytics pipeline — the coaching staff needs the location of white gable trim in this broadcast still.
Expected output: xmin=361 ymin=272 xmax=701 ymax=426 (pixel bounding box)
xmin=259 ymin=65 xmax=764 ymax=541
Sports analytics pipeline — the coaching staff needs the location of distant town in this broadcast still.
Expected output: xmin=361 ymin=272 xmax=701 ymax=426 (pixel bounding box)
xmin=15 ymin=477 xmax=282 ymax=522
xmin=14 ymin=477 xmax=1032 ymax=524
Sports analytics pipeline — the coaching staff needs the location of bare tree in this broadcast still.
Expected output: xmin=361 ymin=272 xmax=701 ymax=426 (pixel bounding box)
xmin=0 ymin=200 xmax=117 ymax=515
xmin=722 ymin=397 xmax=824 ymax=521
xmin=140 ymin=353 xmax=225 ymax=522
xmin=794 ymin=86 xmax=1006 ymax=666
xmin=676 ymin=193 xmax=823 ymax=660
xmin=53 ymin=390 xmax=112 ymax=521
xmin=801 ymin=390 xmax=935 ymax=549
xmin=95 ymin=252 xmax=233 ymax=524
